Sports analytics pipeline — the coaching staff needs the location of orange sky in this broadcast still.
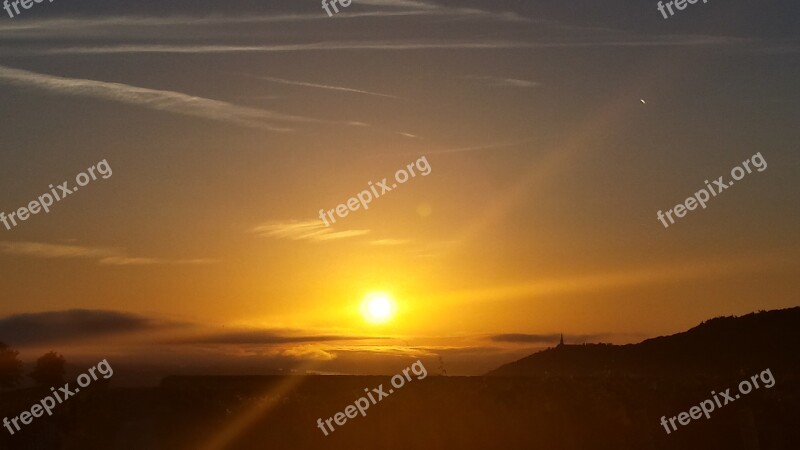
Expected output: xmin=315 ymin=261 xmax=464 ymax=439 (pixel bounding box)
xmin=0 ymin=0 xmax=798 ymax=376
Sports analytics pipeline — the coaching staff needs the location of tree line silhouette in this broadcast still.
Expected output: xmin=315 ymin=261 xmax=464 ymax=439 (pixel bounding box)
xmin=0 ymin=343 xmax=66 ymax=388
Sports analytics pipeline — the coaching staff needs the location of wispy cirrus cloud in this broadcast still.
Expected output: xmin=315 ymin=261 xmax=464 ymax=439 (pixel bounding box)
xmin=370 ymin=239 xmax=411 ymax=246
xmin=252 ymin=220 xmax=370 ymax=242
xmin=26 ymin=42 xmax=530 ymax=55
xmin=0 ymin=5 xmax=528 ymax=39
xmin=358 ymin=0 xmax=532 ymax=22
xmin=466 ymin=75 xmax=540 ymax=88
xmin=0 ymin=241 xmax=215 ymax=265
xmin=0 ymin=65 xmax=342 ymax=132
xmin=20 ymin=35 xmax=750 ymax=56
xmin=358 ymin=0 xmax=438 ymax=9
xmin=247 ymin=74 xmax=400 ymax=99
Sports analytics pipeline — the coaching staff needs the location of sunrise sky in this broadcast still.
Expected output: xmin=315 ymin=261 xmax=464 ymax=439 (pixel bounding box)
xmin=0 ymin=0 xmax=798 ymax=377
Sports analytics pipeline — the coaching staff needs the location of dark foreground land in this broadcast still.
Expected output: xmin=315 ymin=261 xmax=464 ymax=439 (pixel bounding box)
xmin=3 ymin=309 xmax=798 ymax=449
xmin=1 ymin=373 xmax=798 ymax=450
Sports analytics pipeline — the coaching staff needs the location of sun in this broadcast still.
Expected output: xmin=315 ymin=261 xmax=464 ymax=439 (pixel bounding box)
xmin=361 ymin=292 xmax=397 ymax=324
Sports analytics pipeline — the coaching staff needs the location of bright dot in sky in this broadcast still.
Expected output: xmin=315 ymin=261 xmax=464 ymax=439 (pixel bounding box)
xmin=361 ymin=292 xmax=396 ymax=324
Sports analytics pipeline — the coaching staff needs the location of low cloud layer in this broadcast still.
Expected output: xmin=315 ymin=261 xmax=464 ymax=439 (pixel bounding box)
xmin=0 ymin=309 xmax=168 ymax=346
xmin=178 ymin=331 xmax=381 ymax=345
xmin=0 ymin=308 xmax=382 ymax=351
xmin=490 ymin=333 xmax=562 ymax=344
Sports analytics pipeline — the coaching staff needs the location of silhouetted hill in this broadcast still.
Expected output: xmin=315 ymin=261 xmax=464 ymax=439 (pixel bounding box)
xmin=488 ymin=307 xmax=800 ymax=377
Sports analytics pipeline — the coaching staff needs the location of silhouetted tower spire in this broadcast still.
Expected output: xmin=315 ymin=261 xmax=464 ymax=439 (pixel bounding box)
xmin=559 ymin=334 xmax=564 ymax=347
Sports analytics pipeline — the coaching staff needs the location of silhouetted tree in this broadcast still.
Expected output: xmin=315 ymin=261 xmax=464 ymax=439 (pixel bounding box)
xmin=30 ymin=351 xmax=66 ymax=386
xmin=0 ymin=342 xmax=23 ymax=388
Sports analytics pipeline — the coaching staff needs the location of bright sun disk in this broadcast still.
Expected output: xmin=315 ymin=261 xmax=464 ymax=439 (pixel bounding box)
xmin=361 ymin=292 xmax=396 ymax=324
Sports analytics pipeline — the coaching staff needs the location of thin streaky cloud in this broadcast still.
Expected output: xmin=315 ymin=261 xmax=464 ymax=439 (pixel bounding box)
xmin=0 ymin=65 xmax=345 ymax=131
xmin=25 ymin=36 xmax=750 ymax=55
xmin=0 ymin=241 xmax=215 ymax=266
xmin=0 ymin=6 xmax=523 ymax=35
xmin=25 ymin=42 xmax=516 ymax=55
xmin=173 ymin=331 xmax=382 ymax=345
xmin=0 ymin=13 xmax=423 ymax=32
xmin=466 ymin=75 xmax=540 ymax=88
xmin=358 ymin=0 xmax=533 ymax=22
xmin=0 ymin=12 xmax=440 ymax=38
xmin=370 ymin=239 xmax=411 ymax=246
xmin=252 ymin=220 xmax=370 ymax=243
xmin=0 ymin=5 xmax=536 ymax=39
xmin=358 ymin=0 xmax=438 ymax=9
xmin=248 ymin=75 xmax=401 ymax=99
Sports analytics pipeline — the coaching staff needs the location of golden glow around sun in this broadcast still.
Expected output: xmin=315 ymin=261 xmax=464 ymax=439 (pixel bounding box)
xmin=361 ymin=292 xmax=396 ymax=324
